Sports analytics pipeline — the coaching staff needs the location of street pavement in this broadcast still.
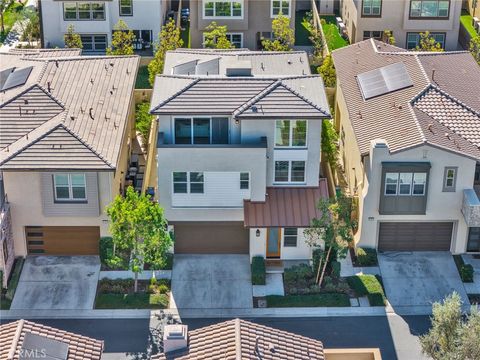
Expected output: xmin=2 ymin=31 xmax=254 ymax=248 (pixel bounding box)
xmin=0 ymin=315 xmax=432 ymax=360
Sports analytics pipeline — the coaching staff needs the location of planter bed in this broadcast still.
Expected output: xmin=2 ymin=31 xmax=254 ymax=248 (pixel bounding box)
xmin=0 ymin=258 xmax=25 ymax=310
xmin=99 ymin=270 xmax=171 ymax=280
xmin=347 ymin=275 xmax=386 ymax=306
xmin=350 ymin=247 xmax=378 ymax=267
xmin=94 ymin=278 xmax=170 ymax=309
xmin=267 ymin=293 xmax=350 ymax=307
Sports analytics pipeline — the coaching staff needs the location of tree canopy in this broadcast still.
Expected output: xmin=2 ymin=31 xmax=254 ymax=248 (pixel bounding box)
xmin=470 ymin=35 xmax=480 ymax=65
xmin=64 ymin=24 xmax=82 ymax=49
xmin=318 ymin=54 xmax=336 ymax=88
xmin=203 ymin=22 xmax=234 ymax=49
xmin=148 ymin=19 xmax=183 ymax=86
xmin=106 ymin=20 xmax=134 ymax=55
xmin=415 ymin=31 xmax=444 ymax=52
xmin=262 ymin=15 xmax=294 ymax=51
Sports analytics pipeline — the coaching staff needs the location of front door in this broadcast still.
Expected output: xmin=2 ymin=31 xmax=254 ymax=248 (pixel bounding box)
xmin=467 ymin=227 xmax=480 ymax=252
xmin=266 ymin=228 xmax=281 ymax=258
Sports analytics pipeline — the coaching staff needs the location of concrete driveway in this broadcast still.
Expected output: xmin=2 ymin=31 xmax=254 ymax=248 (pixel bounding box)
xmin=171 ymin=255 xmax=253 ymax=309
xmin=378 ymin=252 xmax=469 ymax=308
xmin=11 ymin=256 xmax=100 ymax=310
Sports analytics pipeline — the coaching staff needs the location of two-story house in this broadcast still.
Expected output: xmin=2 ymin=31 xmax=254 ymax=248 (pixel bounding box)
xmin=150 ymin=49 xmax=331 ymax=261
xmin=331 ymin=39 xmax=480 ymax=253
xmin=39 ymin=0 xmax=168 ymax=54
xmin=188 ymin=0 xmax=300 ymax=49
xmin=0 ymin=48 xmax=139 ymax=285
xmin=341 ymin=0 xmax=463 ymax=50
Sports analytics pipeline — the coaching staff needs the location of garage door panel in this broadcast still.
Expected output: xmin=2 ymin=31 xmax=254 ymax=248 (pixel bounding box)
xmin=378 ymin=222 xmax=452 ymax=251
xmin=174 ymin=222 xmax=249 ymax=254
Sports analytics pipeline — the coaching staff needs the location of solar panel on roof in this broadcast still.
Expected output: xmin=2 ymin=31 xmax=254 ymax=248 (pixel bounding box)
xmin=1 ymin=66 xmax=33 ymax=91
xmin=357 ymin=62 xmax=413 ymax=100
xmin=20 ymin=332 xmax=69 ymax=360
xmin=0 ymin=67 xmax=15 ymax=89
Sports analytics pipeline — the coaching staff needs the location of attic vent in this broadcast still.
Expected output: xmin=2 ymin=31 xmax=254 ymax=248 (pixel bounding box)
xmin=225 ymin=60 xmax=252 ymax=77
xmin=0 ymin=66 xmax=33 ymax=91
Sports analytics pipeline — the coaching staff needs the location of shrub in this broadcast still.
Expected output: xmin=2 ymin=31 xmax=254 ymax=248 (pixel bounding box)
xmin=135 ymin=102 xmax=154 ymax=145
xmin=266 ymin=293 xmax=350 ymax=307
xmin=331 ymin=261 xmax=341 ymax=279
xmin=99 ymin=237 xmax=113 ymax=264
xmin=284 ymin=264 xmax=315 ymax=292
xmin=460 ymin=264 xmax=474 ymax=283
xmin=251 ymin=256 xmax=266 ymax=285
xmin=356 ymin=247 xmax=378 ymax=267
xmin=347 ymin=275 xmax=386 ymax=306
xmin=6 ymin=258 xmax=24 ymax=301
xmin=312 ymin=248 xmax=323 ymax=274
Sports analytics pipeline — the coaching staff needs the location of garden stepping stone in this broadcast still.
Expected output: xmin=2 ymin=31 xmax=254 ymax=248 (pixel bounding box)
xmin=358 ymin=296 xmax=370 ymax=307
xmin=350 ymin=298 xmax=359 ymax=307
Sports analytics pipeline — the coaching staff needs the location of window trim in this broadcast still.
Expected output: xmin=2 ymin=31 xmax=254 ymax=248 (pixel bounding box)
xmin=384 ymin=172 xmax=427 ymax=197
xmin=274 ymin=160 xmax=306 ymax=184
xmin=119 ymin=0 xmax=133 ymax=16
xmin=283 ymin=227 xmax=298 ymax=247
xmin=240 ymin=172 xmax=250 ymax=190
xmin=172 ymin=172 xmax=205 ymax=194
xmin=409 ymin=0 xmax=450 ymax=20
xmin=361 ymin=0 xmax=382 ymax=18
xmin=53 ymin=173 xmax=87 ymax=202
xmin=62 ymin=2 xmax=106 ymax=21
xmin=79 ymin=34 xmax=108 ymax=52
xmin=406 ymin=32 xmax=446 ymax=49
xmin=172 ymin=172 xmax=188 ymax=194
xmin=203 ymin=0 xmax=244 ymax=19
xmin=442 ymin=166 xmax=457 ymax=192
xmin=274 ymin=120 xmax=308 ymax=148
xmin=270 ymin=0 xmax=291 ymax=18
xmin=173 ymin=116 xmax=229 ymax=145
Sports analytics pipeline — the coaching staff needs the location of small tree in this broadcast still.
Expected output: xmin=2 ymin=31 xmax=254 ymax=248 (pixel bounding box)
xmin=148 ymin=19 xmax=183 ymax=86
xmin=304 ymin=194 xmax=352 ymax=286
xmin=262 ymin=15 xmax=294 ymax=51
xmin=420 ymin=292 xmax=480 ymax=359
xmin=1 ymin=0 xmax=14 ymax=35
xmin=135 ymin=101 xmax=154 ymax=145
xmin=64 ymin=24 xmax=82 ymax=49
xmin=106 ymin=20 xmax=134 ymax=55
xmin=203 ymin=21 xmax=234 ymax=49
xmin=318 ymin=54 xmax=336 ymax=87
xmin=415 ymin=31 xmax=444 ymax=52
xmin=106 ymin=187 xmax=172 ymax=292
xmin=322 ymin=120 xmax=339 ymax=169
xmin=309 ymin=26 xmax=325 ymax=65
xmin=383 ymin=30 xmax=395 ymax=45
xmin=470 ymin=35 xmax=480 ymax=66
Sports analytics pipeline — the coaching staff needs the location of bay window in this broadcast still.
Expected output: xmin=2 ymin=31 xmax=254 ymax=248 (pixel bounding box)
xmin=385 ymin=172 xmax=427 ymax=196
xmin=275 ymin=120 xmax=307 ymax=147
xmin=54 ymin=173 xmax=87 ymax=201
xmin=204 ymin=0 xmax=243 ymax=18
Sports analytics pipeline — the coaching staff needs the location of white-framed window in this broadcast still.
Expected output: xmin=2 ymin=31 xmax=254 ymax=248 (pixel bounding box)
xmin=443 ymin=167 xmax=457 ymax=192
xmin=385 ymin=172 xmax=427 ymax=196
xmin=202 ymin=33 xmax=243 ymax=48
xmin=63 ymin=2 xmax=105 ymax=20
xmin=240 ymin=172 xmax=249 ymax=190
xmin=362 ymin=0 xmax=382 ymax=16
xmin=119 ymin=0 xmax=133 ymax=16
xmin=406 ymin=32 xmax=446 ymax=49
xmin=54 ymin=173 xmax=87 ymax=201
xmin=275 ymin=120 xmax=307 ymax=148
xmin=271 ymin=0 xmax=290 ymax=17
xmin=80 ymin=34 xmax=108 ymax=52
xmin=203 ymin=0 xmax=243 ymax=18
xmin=283 ymin=227 xmax=298 ymax=247
xmin=274 ymin=161 xmax=306 ymax=183
xmin=410 ymin=0 xmax=449 ymax=18
xmin=173 ymin=172 xmax=205 ymax=194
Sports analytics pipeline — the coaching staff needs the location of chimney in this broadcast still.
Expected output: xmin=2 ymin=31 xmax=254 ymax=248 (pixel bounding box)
xmin=163 ymin=325 xmax=188 ymax=354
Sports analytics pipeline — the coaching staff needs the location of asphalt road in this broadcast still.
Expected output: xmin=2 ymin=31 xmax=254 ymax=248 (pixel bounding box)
xmin=1 ymin=315 xmax=432 ymax=360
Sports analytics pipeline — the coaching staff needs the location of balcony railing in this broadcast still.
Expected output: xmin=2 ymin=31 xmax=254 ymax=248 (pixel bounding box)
xmin=157 ymin=132 xmax=268 ymax=149
xmin=462 ymin=189 xmax=480 ymax=227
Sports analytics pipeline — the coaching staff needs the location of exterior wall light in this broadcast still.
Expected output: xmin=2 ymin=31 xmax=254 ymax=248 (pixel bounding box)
xmin=256 ymin=229 xmax=261 ymax=237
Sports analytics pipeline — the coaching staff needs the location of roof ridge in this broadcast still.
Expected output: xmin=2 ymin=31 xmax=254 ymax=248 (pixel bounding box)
xmin=150 ymin=78 xmax=200 ymax=113
xmin=235 ymin=318 xmax=242 ymax=360
xmin=232 ymin=79 xmax=281 ymax=116
xmin=0 ymin=83 xmax=63 ymax=109
xmin=7 ymin=319 xmax=24 ymax=360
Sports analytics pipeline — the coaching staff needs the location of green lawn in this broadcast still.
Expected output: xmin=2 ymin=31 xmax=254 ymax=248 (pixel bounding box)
xmin=0 ymin=258 xmax=25 ymax=310
xmin=0 ymin=298 xmax=12 ymax=310
xmin=95 ymin=293 xmax=169 ymax=309
xmin=460 ymin=10 xmax=477 ymax=38
xmin=0 ymin=1 xmax=25 ymax=43
xmin=295 ymin=10 xmax=312 ymax=46
xmin=347 ymin=275 xmax=386 ymax=306
xmin=320 ymin=16 xmax=349 ymax=51
xmin=181 ymin=20 xmax=190 ymax=48
xmin=267 ymin=293 xmax=351 ymax=307
xmin=135 ymin=65 xmax=152 ymax=89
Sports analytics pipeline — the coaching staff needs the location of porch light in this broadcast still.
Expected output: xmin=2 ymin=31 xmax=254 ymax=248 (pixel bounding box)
xmin=256 ymin=229 xmax=260 ymax=237
xmin=235 ymin=119 xmax=240 ymax=125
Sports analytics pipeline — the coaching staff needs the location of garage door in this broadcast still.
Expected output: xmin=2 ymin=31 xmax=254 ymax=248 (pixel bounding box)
xmin=378 ymin=222 xmax=453 ymax=251
xmin=173 ymin=222 xmax=249 ymax=254
xmin=26 ymin=226 xmax=100 ymax=255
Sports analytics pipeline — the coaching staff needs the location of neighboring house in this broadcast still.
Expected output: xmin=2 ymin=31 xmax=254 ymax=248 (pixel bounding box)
xmin=39 ymin=0 xmax=168 ymax=55
xmin=188 ymin=0 xmax=299 ymax=49
xmin=331 ymin=39 xmax=480 ymax=253
xmin=151 ymin=49 xmax=330 ymax=262
xmin=0 ymin=49 xmax=139 ymax=282
xmin=152 ymin=318 xmax=381 ymax=360
xmin=341 ymin=0 xmax=463 ymax=50
xmin=465 ymin=0 xmax=480 ymax=17
xmin=0 ymin=319 xmax=104 ymax=359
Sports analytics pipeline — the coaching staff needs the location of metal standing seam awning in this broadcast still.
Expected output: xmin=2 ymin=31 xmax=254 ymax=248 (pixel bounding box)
xmin=243 ymin=178 xmax=329 ymax=228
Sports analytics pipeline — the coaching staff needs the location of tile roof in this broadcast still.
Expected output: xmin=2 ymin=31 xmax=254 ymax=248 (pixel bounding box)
xmin=150 ymin=76 xmax=330 ymax=119
xmin=332 ymin=39 xmax=480 ymax=159
xmin=0 ymin=52 xmax=139 ymax=170
xmin=0 ymin=319 xmax=103 ymax=360
xmin=153 ymin=318 xmax=325 ymax=360
xmin=7 ymin=48 xmax=83 ymax=58
xmin=244 ymin=179 xmax=330 ymax=227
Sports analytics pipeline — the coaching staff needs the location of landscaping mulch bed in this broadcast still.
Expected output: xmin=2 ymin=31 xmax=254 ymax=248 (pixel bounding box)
xmin=347 ymin=275 xmax=386 ymax=306
xmin=350 ymin=247 xmax=378 ymax=267
xmin=468 ymin=294 xmax=480 ymax=305
xmin=0 ymin=257 xmax=25 ymax=310
xmin=267 ymin=293 xmax=350 ymax=307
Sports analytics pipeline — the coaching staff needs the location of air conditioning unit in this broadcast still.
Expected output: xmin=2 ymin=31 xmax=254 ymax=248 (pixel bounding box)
xmin=473 ymin=17 xmax=480 ymax=35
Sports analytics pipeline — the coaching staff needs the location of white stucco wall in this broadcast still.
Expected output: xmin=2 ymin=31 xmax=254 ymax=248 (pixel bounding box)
xmin=249 ymin=227 xmax=312 ymax=260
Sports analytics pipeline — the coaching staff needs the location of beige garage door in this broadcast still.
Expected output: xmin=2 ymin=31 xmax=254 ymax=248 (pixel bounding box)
xmin=173 ymin=222 xmax=249 ymax=254
xmin=378 ymin=222 xmax=453 ymax=251
xmin=26 ymin=226 xmax=100 ymax=255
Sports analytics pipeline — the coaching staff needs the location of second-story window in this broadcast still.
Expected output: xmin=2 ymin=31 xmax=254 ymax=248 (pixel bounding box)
xmin=173 ymin=172 xmax=204 ymax=194
xmin=410 ymin=0 xmax=449 ymax=18
xmin=54 ymin=174 xmax=87 ymax=201
xmin=64 ymin=2 xmax=105 ymax=21
xmin=385 ymin=172 xmax=426 ymax=196
xmin=174 ymin=117 xmax=228 ymax=144
xmin=120 ymin=0 xmax=133 ymax=16
xmin=275 ymin=120 xmax=307 ymax=147
xmin=271 ymin=0 xmax=290 ymax=17
xmin=443 ymin=167 xmax=457 ymax=192
xmin=362 ymin=0 xmax=382 ymax=16
xmin=240 ymin=172 xmax=249 ymax=189
xmin=204 ymin=0 xmax=243 ymax=18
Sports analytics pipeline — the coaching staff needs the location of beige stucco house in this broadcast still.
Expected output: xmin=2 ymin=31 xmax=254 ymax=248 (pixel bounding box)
xmin=0 ymin=49 xmax=139 ymax=284
xmin=340 ymin=0 xmax=463 ymax=50
xmin=331 ymin=39 xmax=480 ymax=254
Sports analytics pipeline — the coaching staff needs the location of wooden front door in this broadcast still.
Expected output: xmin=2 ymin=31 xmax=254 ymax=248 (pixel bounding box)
xmin=266 ymin=228 xmax=281 ymax=258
